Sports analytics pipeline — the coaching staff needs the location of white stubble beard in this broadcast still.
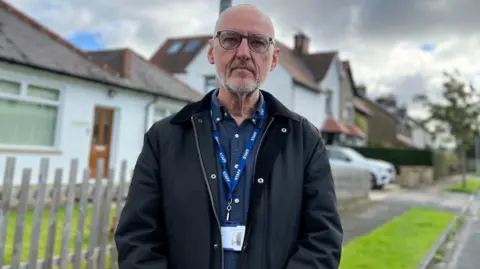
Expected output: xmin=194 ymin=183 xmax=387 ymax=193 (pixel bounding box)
xmin=217 ymin=72 xmax=259 ymax=97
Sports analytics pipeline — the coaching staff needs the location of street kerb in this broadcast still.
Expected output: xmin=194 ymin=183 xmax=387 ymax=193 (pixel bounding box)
xmin=445 ymin=189 xmax=479 ymax=269
xmin=418 ymin=189 xmax=478 ymax=269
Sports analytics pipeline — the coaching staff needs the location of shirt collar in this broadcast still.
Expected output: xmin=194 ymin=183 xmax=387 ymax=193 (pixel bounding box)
xmin=211 ymin=88 xmax=266 ymax=127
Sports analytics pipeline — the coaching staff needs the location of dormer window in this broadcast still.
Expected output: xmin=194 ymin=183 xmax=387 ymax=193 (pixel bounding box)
xmin=183 ymin=40 xmax=201 ymax=52
xmin=167 ymin=41 xmax=183 ymax=54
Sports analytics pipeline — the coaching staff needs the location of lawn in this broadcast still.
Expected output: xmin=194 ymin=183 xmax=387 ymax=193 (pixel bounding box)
xmin=339 ymin=207 xmax=455 ymax=269
xmin=3 ymin=205 xmax=116 ymax=266
xmin=445 ymin=179 xmax=480 ymax=194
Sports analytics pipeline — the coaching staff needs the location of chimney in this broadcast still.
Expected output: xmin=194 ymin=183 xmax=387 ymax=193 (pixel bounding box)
xmin=293 ymin=32 xmax=309 ymax=55
xmin=356 ymin=85 xmax=366 ymax=96
xmin=121 ymin=49 xmax=132 ymax=78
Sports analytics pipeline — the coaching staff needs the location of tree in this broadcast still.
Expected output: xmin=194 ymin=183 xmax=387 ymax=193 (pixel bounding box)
xmin=413 ymin=71 xmax=480 ymax=187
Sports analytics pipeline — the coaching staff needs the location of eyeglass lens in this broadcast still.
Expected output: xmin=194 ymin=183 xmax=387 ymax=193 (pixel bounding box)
xmin=218 ymin=31 xmax=270 ymax=53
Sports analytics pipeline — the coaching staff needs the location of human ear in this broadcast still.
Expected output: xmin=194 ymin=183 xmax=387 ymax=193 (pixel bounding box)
xmin=207 ymin=39 xmax=215 ymax=64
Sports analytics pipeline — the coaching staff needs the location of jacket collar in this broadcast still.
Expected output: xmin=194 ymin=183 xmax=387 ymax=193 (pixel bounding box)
xmin=170 ymin=89 xmax=300 ymax=125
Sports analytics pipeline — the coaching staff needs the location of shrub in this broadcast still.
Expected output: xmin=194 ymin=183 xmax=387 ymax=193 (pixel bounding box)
xmin=352 ymin=147 xmax=433 ymax=166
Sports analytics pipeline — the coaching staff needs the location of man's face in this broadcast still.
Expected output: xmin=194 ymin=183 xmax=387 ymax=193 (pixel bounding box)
xmin=208 ymin=7 xmax=280 ymax=96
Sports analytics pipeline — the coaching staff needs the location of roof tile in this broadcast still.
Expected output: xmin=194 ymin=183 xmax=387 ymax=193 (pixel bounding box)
xmin=321 ymin=117 xmax=350 ymax=133
xmin=88 ymin=48 xmax=203 ymax=101
xmin=0 ymin=1 xmax=201 ymax=103
xmin=150 ymin=36 xmax=211 ymax=74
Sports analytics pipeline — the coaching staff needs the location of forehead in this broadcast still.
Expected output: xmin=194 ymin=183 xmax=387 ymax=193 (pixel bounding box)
xmin=216 ymin=8 xmax=274 ymax=37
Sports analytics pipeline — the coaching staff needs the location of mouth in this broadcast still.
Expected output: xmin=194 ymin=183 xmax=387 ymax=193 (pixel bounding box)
xmin=232 ymin=68 xmax=254 ymax=74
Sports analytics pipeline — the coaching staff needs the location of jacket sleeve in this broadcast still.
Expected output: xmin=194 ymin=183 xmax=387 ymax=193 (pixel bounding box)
xmin=114 ymin=128 xmax=168 ymax=269
xmin=284 ymin=121 xmax=343 ymax=269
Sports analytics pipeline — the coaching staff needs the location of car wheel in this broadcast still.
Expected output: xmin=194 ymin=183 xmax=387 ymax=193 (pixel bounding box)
xmin=370 ymin=173 xmax=377 ymax=189
xmin=370 ymin=173 xmax=384 ymax=190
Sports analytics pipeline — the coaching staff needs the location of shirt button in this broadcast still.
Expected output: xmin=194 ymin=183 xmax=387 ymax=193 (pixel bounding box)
xmin=257 ymin=178 xmax=264 ymax=184
xmin=234 ymin=198 xmax=240 ymax=203
xmin=281 ymin=128 xmax=287 ymax=133
xmin=214 ymin=244 xmax=219 ymax=249
xmin=235 ymin=134 xmax=239 ymax=138
xmin=211 ymin=174 xmax=216 ymax=179
xmin=234 ymin=164 xmax=239 ymax=169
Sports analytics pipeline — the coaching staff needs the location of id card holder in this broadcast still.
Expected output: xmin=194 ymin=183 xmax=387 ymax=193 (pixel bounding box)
xmin=221 ymin=222 xmax=246 ymax=251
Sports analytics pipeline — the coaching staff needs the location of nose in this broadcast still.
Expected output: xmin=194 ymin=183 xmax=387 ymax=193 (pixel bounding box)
xmin=236 ymin=38 xmax=251 ymax=59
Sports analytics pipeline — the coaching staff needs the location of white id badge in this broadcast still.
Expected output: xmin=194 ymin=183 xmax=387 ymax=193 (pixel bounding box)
xmin=221 ymin=224 xmax=246 ymax=251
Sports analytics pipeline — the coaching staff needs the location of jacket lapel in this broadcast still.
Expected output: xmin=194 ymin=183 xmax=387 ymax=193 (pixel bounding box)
xmin=191 ymin=111 xmax=220 ymax=218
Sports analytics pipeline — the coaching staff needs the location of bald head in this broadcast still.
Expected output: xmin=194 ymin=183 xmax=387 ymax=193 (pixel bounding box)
xmin=214 ymin=4 xmax=275 ymax=39
xmin=207 ymin=4 xmax=281 ymax=98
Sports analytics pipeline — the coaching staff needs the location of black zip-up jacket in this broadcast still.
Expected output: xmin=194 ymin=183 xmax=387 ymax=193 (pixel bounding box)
xmin=114 ymin=90 xmax=343 ymax=269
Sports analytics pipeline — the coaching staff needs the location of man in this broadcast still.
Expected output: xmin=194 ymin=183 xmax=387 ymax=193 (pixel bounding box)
xmin=115 ymin=4 xmax=343 ymax=269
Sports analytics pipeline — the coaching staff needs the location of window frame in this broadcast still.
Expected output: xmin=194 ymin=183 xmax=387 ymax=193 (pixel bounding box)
xmin=0 ymin=74 xmax=64 ymax=151
xmin=167 ymin=41 xmax=183 ymax=54
xmin=183 ymin=40 xmax=201 ymax=52
xmin=343 ymin=102 xmax=354 ymax=124
xmin=325 ymin=88 xmax=333 ymax=116
xmin=204 ymin=75 xmax=219 ymax=94
xmin=147 ymin=99 xmax=182 ymax=131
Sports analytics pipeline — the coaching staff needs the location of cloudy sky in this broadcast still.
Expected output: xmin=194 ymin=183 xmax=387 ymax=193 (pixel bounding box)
xmin=8 ymin=0 xmax=480 ymax=119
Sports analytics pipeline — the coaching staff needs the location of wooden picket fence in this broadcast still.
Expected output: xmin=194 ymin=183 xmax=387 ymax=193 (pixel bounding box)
xmin=0 ymin=157 xmax=131 ymax=269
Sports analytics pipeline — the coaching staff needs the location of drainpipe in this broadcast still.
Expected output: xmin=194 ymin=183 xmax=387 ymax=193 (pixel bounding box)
xmin=145 ymin=95 xmax=160 ymax=132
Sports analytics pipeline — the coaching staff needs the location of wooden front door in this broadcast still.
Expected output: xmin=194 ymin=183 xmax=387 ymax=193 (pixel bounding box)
xmin=89 ymin=107 xmax=114 ymax=178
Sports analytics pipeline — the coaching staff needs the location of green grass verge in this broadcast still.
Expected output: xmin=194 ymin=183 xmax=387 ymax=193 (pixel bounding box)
xmin=445 ymin=179 xmax=480 ymax=194
xmin=339 ymin=207 xmax=455 ymax=269
xmin=4 ymin=205 xmax=115 ymax=266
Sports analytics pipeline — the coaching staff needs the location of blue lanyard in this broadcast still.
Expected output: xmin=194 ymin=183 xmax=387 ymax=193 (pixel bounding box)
xmin=211 ymin=103 xmax=265 ymax=202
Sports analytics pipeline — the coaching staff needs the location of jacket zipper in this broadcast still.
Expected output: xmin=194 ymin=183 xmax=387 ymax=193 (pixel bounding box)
xmin=191 ymin=116 xmax=224 ymax=269
xmin=239 ymin=116 xmax=275 ymax=268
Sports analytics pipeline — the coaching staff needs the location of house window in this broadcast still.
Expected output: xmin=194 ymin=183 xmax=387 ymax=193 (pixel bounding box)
xmin=336 ymin=61 xmax=345 ymax=80
xmin=167 ymin=41 xmax=183 ymax=54
xmin=325 ymin=89 xmax=333 ymax=116
xmin=149 ymin=105 xmax=176 ymax=128
xmin=0 ymin=80 xmax=60 ymax=147
xmin=153 ymin=107 xmax=170 ymax=121
xmin=205 ymin=75 xmax=219 ymax=93
xmin=183 ymin=40 xmax=201 ymax=52
xmin=343 ymin=102 xmax=354 ymax=124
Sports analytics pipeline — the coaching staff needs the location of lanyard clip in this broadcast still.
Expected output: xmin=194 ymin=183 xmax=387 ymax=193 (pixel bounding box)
xmin=226 ymin=199 xmax=233 ymax=221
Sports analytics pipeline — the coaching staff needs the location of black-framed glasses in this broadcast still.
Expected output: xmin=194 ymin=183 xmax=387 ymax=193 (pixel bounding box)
xmin=214 ymin=30 xmax=274 ymax=53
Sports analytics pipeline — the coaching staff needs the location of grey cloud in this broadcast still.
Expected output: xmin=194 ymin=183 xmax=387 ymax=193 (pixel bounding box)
xmin=11 ymin=0 xmax=480 ymax=119
xmin=375 ymin=73 xmax=431 ymax=106
xmin=22 ymin=0 xmax=480 ymax=53
xmin=244 ymin=0 xmax=480 ymax=50
xmin=356 ymin=0 xmax=480 ymax=42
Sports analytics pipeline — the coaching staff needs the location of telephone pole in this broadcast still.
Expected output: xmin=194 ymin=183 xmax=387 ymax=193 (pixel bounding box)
xmin=219 ymin=0 xmax=232 ymax=14
xmin=476 ymin=136 xmax=480 ymax=174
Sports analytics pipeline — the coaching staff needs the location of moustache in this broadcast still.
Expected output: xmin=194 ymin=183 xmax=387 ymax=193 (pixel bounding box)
xmin=229 ymin=62 xmax=255 ymax=74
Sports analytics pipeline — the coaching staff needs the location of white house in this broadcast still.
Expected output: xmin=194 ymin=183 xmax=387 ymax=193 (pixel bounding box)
xmin=0 ymin=1 xmax=202 ymax=185
xmin=148 ymin=32 xmax=357 ymax=135
xmin=408 ymin=118 xmax=434 ymax=149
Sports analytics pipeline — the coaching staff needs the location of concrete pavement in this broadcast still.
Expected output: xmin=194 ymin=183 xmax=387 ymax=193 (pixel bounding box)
xmin=447 ymin=192 xmax=480 ymax=269
xmin=340 ymin=199 xmax=411 ymax=245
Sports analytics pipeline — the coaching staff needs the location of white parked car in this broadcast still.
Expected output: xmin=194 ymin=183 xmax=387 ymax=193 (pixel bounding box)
xmin=325 ymin=145 xmax=396 ymax=189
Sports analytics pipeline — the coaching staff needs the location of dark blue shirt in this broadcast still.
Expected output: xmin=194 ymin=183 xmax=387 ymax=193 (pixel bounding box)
xmin=211 ymin=89 xmax=267 ymax=269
